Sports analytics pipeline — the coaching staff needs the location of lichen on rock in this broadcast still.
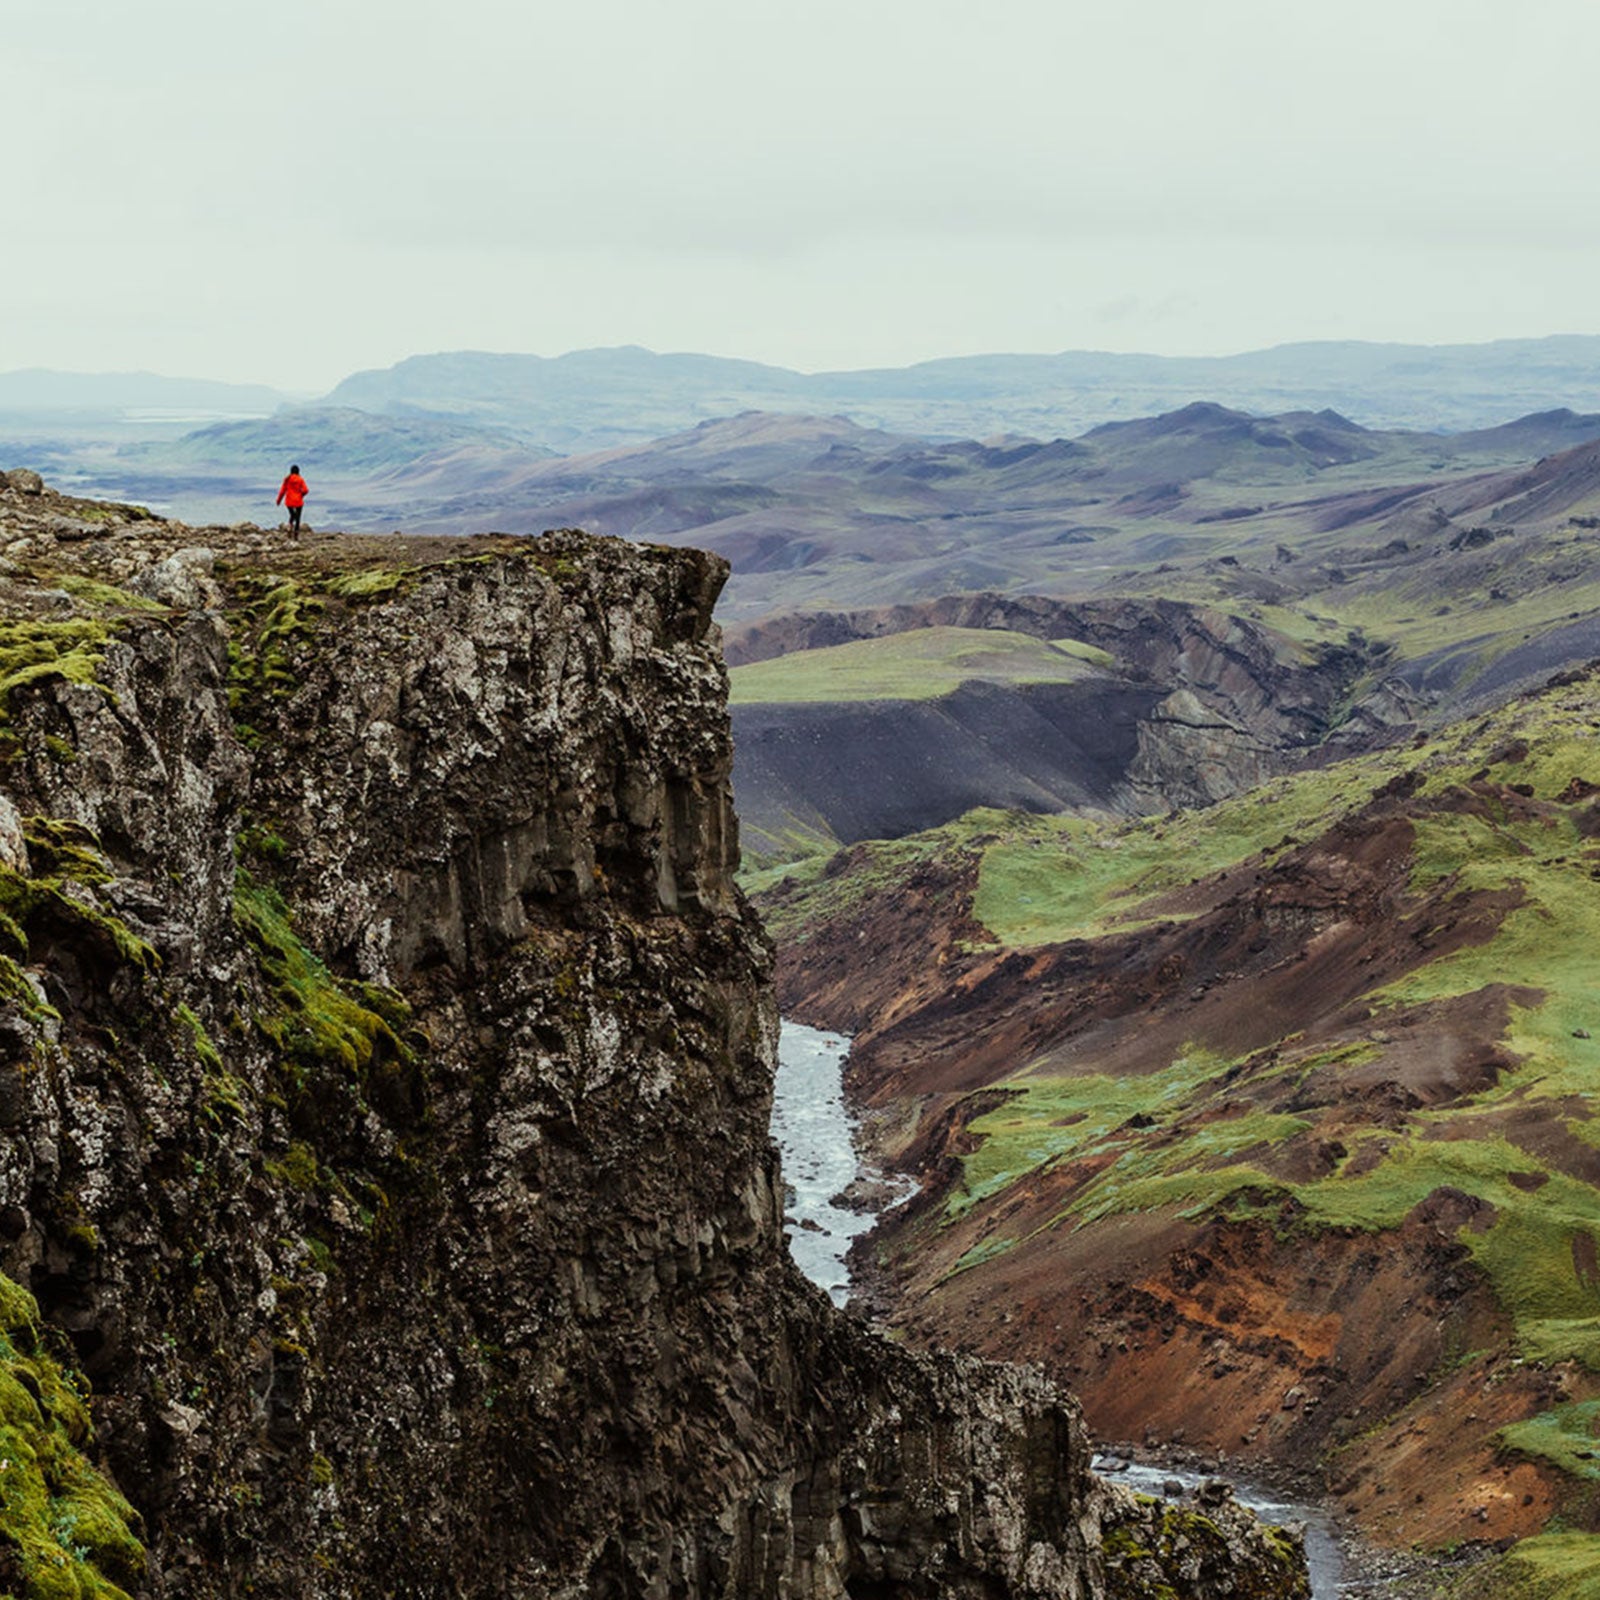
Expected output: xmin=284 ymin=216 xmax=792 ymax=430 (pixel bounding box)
xmin=0 ymin=477 xmax=1307 ymax=1598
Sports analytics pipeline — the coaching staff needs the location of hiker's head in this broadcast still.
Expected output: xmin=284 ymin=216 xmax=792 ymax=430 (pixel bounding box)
xmin=289 ymin=464 xmax=300 ymax=474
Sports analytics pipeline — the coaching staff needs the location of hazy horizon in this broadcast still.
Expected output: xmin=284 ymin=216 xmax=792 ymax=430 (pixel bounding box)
xmin=12 ymin=0 xmax=1600 ymax=392
xmin=10 ymin=328 xmax=1600 ymax=402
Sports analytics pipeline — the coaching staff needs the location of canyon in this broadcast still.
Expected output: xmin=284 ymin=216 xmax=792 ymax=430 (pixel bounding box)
xmin=756 ymin=665 xmax=1600 ymax=1599
xmin=0 ymin=470 xmax=1307 ymax=1598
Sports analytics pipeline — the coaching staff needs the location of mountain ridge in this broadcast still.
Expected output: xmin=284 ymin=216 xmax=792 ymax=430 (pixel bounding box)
xmin=318 ymin=336 xmax=1600 ymax=444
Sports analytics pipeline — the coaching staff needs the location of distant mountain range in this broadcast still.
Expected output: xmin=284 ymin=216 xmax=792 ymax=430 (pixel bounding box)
xmin=322 ymin=338 xmax=1600 ymax=446
xmin=8 ymin=334 xmax=1600 ymax=457
xmin=0 ymin=370 xmax=299 ymax=445
xmin=18 ymin=391 xmax=1600 ymax=626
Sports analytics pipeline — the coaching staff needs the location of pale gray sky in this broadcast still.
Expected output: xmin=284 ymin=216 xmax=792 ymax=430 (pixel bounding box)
xmin=8 ymin=0 xmax=1600 ymax=390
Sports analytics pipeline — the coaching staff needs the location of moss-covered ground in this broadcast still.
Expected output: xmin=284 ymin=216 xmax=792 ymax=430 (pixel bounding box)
xmin=0 ymin=622 xmax=114 ymax=721
xmin=222 ymin=561 xmax=420 ymax=725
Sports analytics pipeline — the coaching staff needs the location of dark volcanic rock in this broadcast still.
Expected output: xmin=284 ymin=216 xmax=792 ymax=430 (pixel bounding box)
xmin=733 ymin=677 xmax=1163 ymax=846
xmin=0 ymin=483 xmax=1306 ymax=1598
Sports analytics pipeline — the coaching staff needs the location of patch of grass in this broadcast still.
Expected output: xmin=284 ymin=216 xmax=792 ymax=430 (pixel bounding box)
xmin=0 ymin=1274 xmax=144 ymax=1598
xmin=1296 ymin=1137 xmax=1600 ymax=1366
xmin=174 ymin=1004 xmax=222 ymax=1073
xmin=321 ymin=568 xmax=413 ymax=603
xmin=1048 ymin=636 xmax=1116 ymax=668
xmin=952 ymin=1061 xmax=1204 ymax=1219
xmin=728 ymin=627 xmax=1105 ymax=705
xmin=736 ymin=813 xmax=841 ymax=880
xmin=970 ymin=754 xmax=1394 ymax=946
xmin=236 ymin=821 xmax=288 ymax=864
xmin=20 ymin=819 xmax=112 ymax=887
xmin=752 ymin=810 xmax=1004 ymax=950
xmin=1452 ymin=1532 xmax=1600 ymax=1600
xmin=1377 ymin=806 xmax=1600 ymax=1106
xmin=1499 ymin=1402 xmax=1600 ymax=1483
xmin=946 ymin=1233 xmax=1020 ymax=1278
xmin=738 ymin=848 xmax=834 ymax=898
xmin=950 ymin=1051 xmax=1309 ymax=1228
xmin=267 ymin=1142 xmax=321 ymax=1193
xmin=224 ymin=565 xmax=416 ymax=722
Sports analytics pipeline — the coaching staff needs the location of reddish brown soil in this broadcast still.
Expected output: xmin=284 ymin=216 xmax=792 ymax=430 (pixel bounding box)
xmin=765 ymin=844 xmax=986 ymax=1036
xmin=789 ymin=800 xmax=1527 ymax=1112
xmin=765 ymin=776 xmax=1598 ymax=1551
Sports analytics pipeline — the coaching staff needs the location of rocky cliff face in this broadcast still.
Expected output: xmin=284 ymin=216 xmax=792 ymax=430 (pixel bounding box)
xmin=0 ymin=474 xmax=1307 ymax=1599
xmin=725 ymin=593 xmax=1414 ymax=863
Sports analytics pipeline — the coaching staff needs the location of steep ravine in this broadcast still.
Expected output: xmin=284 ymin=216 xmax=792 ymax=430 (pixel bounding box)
xmin=771 ymin=1025 xmax=1352 ymax=1597
xmin=0 ymin=475 xmax=1307 ymax=1598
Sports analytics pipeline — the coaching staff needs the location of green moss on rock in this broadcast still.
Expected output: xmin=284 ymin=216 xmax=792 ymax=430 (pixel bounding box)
xmin=0 ymin=822 xmax=156 ymax=976
xmin=0 ymin=1275 xmax=143 ymax=1599
xmin=234 ymin=871 xmax=410 ymax=1081
xmin=1101 ymin=1498 xmax=1310 ymax=1600
xmin=0 ymin=622 xmax=112 ymax=720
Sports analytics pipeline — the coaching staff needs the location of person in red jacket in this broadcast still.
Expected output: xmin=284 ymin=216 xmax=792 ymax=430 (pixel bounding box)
xmin=276 ymin=464 xmax=309 ymax=536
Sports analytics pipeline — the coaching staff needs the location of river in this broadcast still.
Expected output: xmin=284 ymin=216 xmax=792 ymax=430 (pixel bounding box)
xmin=771 ymin=1021 xmax=874 ymax=1304
xmin=770 ymin=1017 xmax=1367 ymax=1598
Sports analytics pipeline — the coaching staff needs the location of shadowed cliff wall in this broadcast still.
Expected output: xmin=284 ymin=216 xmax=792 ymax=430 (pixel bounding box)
xmin=0 ymin=479 xmax=1306 ymax=1600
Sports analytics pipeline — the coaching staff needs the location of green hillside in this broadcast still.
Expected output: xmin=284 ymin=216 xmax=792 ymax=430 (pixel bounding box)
xmin=728 ymin=626 xmax=1107 ymax=704
xmin=754 ymin=665 xmax=1600 ymax=1578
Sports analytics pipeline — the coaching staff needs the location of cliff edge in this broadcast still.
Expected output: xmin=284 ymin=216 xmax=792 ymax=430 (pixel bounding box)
xmin=0 ymin=473 xmax=1306 ymax=1599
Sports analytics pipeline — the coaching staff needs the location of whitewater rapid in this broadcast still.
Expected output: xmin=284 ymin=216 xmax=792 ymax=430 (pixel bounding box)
xmin=770 ymin=1020 xmax=875 ymax=1305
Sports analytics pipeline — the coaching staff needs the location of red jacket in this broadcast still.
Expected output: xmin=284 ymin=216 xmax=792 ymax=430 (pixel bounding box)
xmin=276 ymin=473 xmax=308 ymax=508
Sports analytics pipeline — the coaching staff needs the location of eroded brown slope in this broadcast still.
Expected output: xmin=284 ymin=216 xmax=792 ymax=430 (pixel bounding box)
xmin=760 ymin=714 xmax=1600 ymax=1559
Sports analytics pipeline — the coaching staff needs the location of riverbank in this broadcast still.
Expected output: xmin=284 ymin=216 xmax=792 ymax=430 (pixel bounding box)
xmin=771 ymin=1019 xmax=1474 ymax=1598
xmin=1093 ymin=1446 xmax=1492 ymax=1598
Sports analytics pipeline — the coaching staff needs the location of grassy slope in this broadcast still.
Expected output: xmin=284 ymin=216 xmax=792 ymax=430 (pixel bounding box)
xmin=933 ymin=688 xmax=1600 ymax=1339
xmin=728 ymin=626 xmax=1105 ymax=704
xmin=753 ymin=670 xmax=1600 ymax=1577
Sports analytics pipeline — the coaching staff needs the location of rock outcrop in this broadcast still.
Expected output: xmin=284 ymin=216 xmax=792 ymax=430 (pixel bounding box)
xmin=0 ymin=477 xmax=1308 ymax=1599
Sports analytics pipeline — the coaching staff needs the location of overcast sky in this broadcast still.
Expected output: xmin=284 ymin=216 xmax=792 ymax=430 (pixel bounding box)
xmin=8 ymin=0 xmax=1600 ymax=391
